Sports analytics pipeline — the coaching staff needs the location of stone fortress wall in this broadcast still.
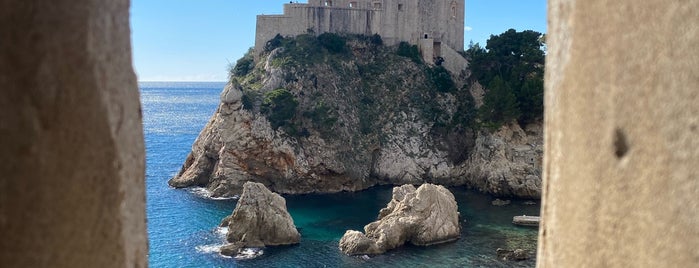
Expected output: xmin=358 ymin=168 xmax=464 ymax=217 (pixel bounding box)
xmin=255 ymin=0 xmax=467 ymax=73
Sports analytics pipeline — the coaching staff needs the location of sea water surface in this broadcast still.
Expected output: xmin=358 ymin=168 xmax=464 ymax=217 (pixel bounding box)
xmin=142 ymin=82 xmax=540 ymax=267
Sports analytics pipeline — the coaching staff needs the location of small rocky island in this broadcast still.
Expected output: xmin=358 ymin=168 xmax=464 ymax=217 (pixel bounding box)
xmin=339 ymin=184 xmax=460 ymax=255
xmin=167 ymin=32 xmax=543 ymax=199
xmin=218 ymin=182 xmax=300 ymax=256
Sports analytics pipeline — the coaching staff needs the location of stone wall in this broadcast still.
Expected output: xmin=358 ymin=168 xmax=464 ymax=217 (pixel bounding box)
xmin=439 ymin=43 xmax=469 ymax=77
xmin=255 ymin=4 xmax=382 ymax=54
xmin=538 ymin=0 xmax=699 ymax=267
xmin=255 ymin=0 xmax=465 ymax=59
xmin=0 ymin=0 xmax=147 ymax=267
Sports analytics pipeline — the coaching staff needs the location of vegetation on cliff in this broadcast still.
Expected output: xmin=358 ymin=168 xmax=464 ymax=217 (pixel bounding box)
xmin=466 ymin=29 xmax=545 ymax=128
xmin=169 ymin=31 xmax=542 ymax=198
xmin=231 ymin=33 xmax=476 ymax=151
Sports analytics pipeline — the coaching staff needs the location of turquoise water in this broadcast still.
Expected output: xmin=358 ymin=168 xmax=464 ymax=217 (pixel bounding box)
xmin=142 ymin=82 xmax=540 ymax=267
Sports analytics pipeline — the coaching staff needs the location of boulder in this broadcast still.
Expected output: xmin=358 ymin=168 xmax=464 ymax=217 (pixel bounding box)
xmin=339 ymin=184 xmax=460 ymax=255
xmin=219 ymin=181 xmax=300 ymax=253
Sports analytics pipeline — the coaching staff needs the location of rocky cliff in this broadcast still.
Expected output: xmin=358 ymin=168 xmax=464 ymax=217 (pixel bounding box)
xmin=168 ymin=34 xmax=542 ymax=198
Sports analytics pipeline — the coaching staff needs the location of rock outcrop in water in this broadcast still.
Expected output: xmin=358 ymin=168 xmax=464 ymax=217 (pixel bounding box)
xmin=338 ymin=184 xmax=460 ymax=255
xmin=218 ymin=182 xmax=300 ymax=255
xmin=168 ymin=35 xmax=542 ymax=199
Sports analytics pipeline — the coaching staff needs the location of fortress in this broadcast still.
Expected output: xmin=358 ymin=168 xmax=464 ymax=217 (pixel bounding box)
xmin=255 ymin=0 xmax=468 ymax=73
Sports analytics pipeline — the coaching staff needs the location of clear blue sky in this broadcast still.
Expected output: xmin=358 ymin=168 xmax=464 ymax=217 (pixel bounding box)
xmin=131 ymin=0 xmax=546 ymax=82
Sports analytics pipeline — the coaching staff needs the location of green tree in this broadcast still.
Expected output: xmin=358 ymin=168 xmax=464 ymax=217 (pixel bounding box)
xmin=479 ymin=76 xmax=520 ymax=128
xmin=516 ymin=77 xmax=544 ymax=124
xmin=466 ymin=29 xmax=545 ymax=126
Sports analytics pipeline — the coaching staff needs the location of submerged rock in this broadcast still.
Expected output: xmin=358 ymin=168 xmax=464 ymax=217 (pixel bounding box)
xmin=338 ymin=184 xmax=460 ymax=255
xmin=496 ymin=248 xmax=530 ymax=261
xmin=219 ymin=181 xmax=300 ymax=255
xmin=491 ymin=198 xmax=511 ymax=206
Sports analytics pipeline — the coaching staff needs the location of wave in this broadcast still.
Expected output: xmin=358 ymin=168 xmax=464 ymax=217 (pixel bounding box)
xmin=188 ymin=187 xmax=239 ymax=200
xmin=196 ymin=243 xmax=264 ymax=260
xmin=234 ymin=248 xmax=264 ymax=260
xmin=215 ymin=227 xmax=229 ymax=238
xmin=195 ymin=243 xmax=225 ymax=254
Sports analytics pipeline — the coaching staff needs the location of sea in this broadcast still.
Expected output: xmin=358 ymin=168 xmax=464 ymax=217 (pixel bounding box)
xmin=141 ymin=81 xmax=540 ymax=267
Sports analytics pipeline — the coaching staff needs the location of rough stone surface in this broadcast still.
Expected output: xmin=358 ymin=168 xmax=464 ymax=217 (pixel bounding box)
xmin=220 ymin=182 xmax=300 ymax=248
xmin=461 ymin=122 xmax=543 ymax=198
xmin=219 ymin=243 xmax=243 ymax=257
xmin=338 ymin=184 xmax=460 ymax=255
xmin=539 ymin=0 xmax=699 ymax=267
xmin=0 ymin=1 xmax=147 ymax=267
xmin=169 ymin=39 xmax=542 ymax=199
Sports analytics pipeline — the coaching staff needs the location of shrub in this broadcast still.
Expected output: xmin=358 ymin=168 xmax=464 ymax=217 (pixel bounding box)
xmin=260 ymin=88 xmax=298 ymax=129
xmin=232 ymin=48 xmax=255 ymax=77
xmin=397 ymin=42 xmax=421 ymax=63
xmin=303 ymin=101 xmax=337 ymax=129
xmin=428 ymin=66 xmax=456 ymax=93
xmin=264 ymin=34 xmax=285 ymax=52
xmin=370 ymin=34 xmax=383 ymax=46
xmin=317 ymin=32 xmax=347 ymax=53
xmin=241 ymin=92 xmax=254 ymax=110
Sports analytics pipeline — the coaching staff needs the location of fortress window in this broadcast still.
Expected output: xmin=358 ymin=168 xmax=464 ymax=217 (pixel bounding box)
xmin=349 ymin=1 xmax=356 ymax=8
xmin=324 ymin=0 xmax=332 ymax=6
xmin=424 ymin=34 xmax=429 ymax=39
xmin=398 ymin=4 xmax=403 ymax=11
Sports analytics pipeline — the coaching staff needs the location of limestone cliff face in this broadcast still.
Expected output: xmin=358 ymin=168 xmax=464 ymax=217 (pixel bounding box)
xmin=168 ymin=36 xmax=542 ymax=198
xmin=460 ymin=122 xmax=543 ymax=198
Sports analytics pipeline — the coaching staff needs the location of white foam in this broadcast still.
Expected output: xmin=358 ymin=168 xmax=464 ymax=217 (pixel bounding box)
xmin=211 ymin=194 xmax=239 ymax=201
xmin=188 ymin=187 xmax=212 ymax=199
xmin=195 ymin=244 xmax=224 ymax=254
xmin=188 ymin=187 xmax=239 ymax=200
xmin=234 ymin=248 xmax=264 ymax=260
xmin=215 ymin=227 xmax=229 ymax=238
